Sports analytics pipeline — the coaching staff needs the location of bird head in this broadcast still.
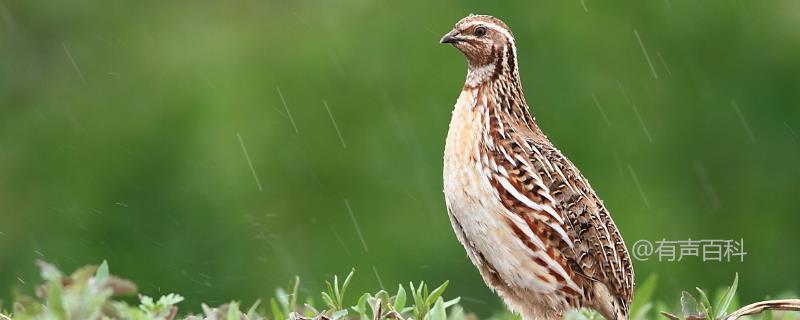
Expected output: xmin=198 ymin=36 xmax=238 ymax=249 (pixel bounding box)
xmin=440 ymin=14 xmax=518 ymax=69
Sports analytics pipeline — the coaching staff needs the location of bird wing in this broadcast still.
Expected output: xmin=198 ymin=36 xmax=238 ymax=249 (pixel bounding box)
xmin=533 ymin=142 xmax=634 ymax=304
xmin=483 ymin=132 xmax=582 ymax=295
xmin=482 ymin=109 xmax=633 ymax=303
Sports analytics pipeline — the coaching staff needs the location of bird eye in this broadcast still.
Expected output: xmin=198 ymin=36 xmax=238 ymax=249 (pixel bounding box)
xmin=474 ymin=26 xmax=486 ymax=37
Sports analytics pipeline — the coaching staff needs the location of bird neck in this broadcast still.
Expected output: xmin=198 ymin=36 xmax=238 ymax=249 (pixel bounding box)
xmin=463 ymin=51 xmax=545 ymax=140
xmin=464 ymin=42 xmax=521 ymax=87
xmin=465 ymin=61 xmax=520 ymax=89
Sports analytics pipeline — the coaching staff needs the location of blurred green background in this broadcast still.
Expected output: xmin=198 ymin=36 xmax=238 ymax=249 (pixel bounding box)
xmin=1 ymin=0 xmax=799 ymax=316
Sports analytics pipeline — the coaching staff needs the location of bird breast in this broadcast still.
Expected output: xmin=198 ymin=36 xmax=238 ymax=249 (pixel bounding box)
xmin=442 ymin=88 xmax=564 ymax=295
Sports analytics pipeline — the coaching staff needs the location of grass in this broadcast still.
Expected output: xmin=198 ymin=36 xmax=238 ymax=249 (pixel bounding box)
xmin=2 ymin=261 xmax=797 ymax=320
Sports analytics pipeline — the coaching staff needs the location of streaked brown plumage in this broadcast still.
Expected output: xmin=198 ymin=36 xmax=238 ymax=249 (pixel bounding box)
xmin=440 ymin=15 xmax=634 ymax=319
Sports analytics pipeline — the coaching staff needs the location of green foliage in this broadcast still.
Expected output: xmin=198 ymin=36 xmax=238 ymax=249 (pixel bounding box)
xmin=631 ymin=274 xmax=658 ymax=320
xmin=8 ymin=261 xmax=265 ymax=320
xmin=657 ymin=273 xmax=797 ymax=320
xmin=270 ymin=276 xmax=300 ymax=320
xmin=139 ymin=293 xmax=185 ymax=319
xmin=5 ymin=262 xmax=464 ymax=320
xmin=715 ymin=273 xmax=738 ymax=319
xmin=321 ymin=269 xmax=354 ymax=312
xmin=6 ymin=262 xmax=798 ymax=320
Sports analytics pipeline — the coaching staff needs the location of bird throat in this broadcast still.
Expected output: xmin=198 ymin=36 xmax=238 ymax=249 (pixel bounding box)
xmin=462 ymin=44 xmax=544 ymax=141
xmin=465 ymin=43 xmax=520 ymax=88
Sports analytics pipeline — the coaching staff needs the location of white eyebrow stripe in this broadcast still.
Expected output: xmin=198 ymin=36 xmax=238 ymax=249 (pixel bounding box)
xmin=461 ymin=21 xmax=516 ymax=45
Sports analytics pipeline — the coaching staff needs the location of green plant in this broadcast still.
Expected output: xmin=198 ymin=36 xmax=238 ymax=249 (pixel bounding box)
xmin=5 ymin=260 xmax=799 ymax=320
xmin=8 ymin=260 xmax=264 ymax=320
xmin=5 ymin=261 xmax=464 ymax=320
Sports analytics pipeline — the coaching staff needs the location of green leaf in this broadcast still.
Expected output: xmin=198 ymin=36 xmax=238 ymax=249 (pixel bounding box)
xmin=351 ymin=293 xmax=370 ymax=320
xmin=37 ymin=260 xmax=63 ymax=282
xmin=95 ymin=260 xmax=109 ymax=286
xmin=394 ymin=284 xmax=407 ymax=312
xmin=695 ymin=287 xmax=713 ymax=320
xmin=246 ymin=299 xmax=262 ymax=319
xmin=375 ymin=290 xmax=390 ymax=304
xmin=226 ymin=301 xmax=240 ymax=320
xmin=140 ymin=295 xmax=155 ymax=310
xmin=331 ymin=309 xmax=348 ymax=320
xmin=414 ymin=281 xmax=424 ymax=300
xmin=367 ymin=295 xmax=382 ymax=320
xmin=289 ymin=276 xmax=300 ymax=311
xmin=410 ymin=281 xmax=426 ymax=319
xmin=427 ymin=297 xmax=446 ymax=320
xmin=630 ymin=274 xmax=657 ymax=318
xmin=340 ymin=268 xmax=355 ymax=304
xmin=447 ymin=305 xmax=464 ymax=320
xmin=321 ymin=292 xmax=336 ymax=309
xmin=47 ymin=280 xmax=67 ymax=320
xmin=334 ymin=274 xmax=341 ymax=306
xmin=275 ymin=287 xmax=289 ymax=310
xmin=305 ymin=304 xmax=319 ymax=317
xmin=442 ymin=297 xmax=460 ymax=309
xmin=680 ymin=291 xmax=700 ymax=318
xmin=271 ymin=298 xmax=285 ymax=320
xmin=716 ymin=273 xmax=739 ymax=318
xmin=325 ymin=280 xmax=333 ymax=294
xmin=426 ymin=281 xmax=449 ymax=308
xmin=157 ymin=293 xmax=184 ymax=307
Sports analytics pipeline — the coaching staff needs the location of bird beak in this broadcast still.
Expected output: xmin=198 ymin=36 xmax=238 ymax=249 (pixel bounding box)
xmin=440 ymin=30 xmax=461 ymax=44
